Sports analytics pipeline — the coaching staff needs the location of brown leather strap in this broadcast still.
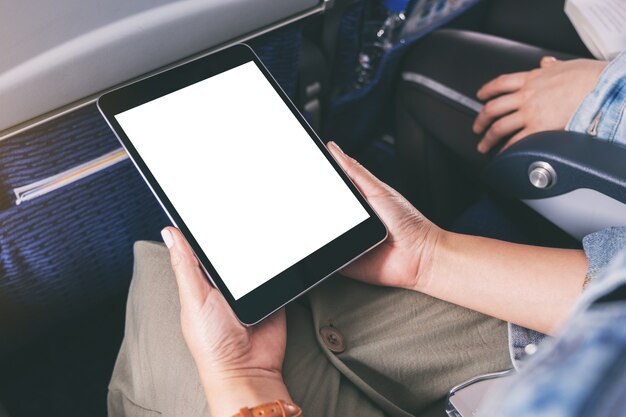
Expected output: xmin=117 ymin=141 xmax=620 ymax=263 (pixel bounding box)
xmin=232 ymin=400 xmax=302 ymax=417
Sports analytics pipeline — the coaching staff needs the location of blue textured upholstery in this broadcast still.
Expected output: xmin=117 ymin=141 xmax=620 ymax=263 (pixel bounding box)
xmin=249 ymin=25 xmax=302 ymax=99
xmin=0 ymin=25 xmax=302 ymax=348
xmin=0 ymin=104 xmax=162 ymax=344
xmin=331 ymin=1 xmax=367 ymax=94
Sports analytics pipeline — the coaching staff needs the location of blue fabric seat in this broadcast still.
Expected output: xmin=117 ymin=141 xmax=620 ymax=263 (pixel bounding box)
xmin=0 ymin=25 xmax=302 ymax=351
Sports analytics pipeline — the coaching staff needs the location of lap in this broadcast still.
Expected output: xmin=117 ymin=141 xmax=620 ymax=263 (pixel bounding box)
xmin=108 ymin=241 xmax=510 ymax=417
xmin=108 ymin=242 xmax=386 ymax=417
xmin=308 ymin=276 xmax=510 ymax=415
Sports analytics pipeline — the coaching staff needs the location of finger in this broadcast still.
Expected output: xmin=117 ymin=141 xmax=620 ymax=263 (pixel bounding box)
xmin=477 ymin=72 xmax=528 ymax=101
xmin=499 ymin=128 xmax=533 ymax=154
xmin=540 ymin=56 xmax=559 ymax=68
xmin=162 ymin=227 xmax=212 ymax=310
xmin=473 ymin=93 xmax=522 ymax=134
xmin=477 ymin=112 xmax=525 ymax=154
xmin=327 ymin=141 xmax=389 ymax=199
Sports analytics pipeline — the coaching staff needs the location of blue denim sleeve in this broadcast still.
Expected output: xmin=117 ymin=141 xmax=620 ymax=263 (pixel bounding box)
xmin=583 ymin=227 xmax=626 ymax=282
xmin=566 ymin=51 xmax=626 ymax=144
xmin=508 ymin=227 xmax=626 ymax=369
xmin=479 ymin=247 xmax=626 ymax=417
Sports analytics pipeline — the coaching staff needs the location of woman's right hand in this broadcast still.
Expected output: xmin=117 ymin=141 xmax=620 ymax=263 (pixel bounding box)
xmin=473 ymin=57 xmax=607 ymax=153
xmin=327 ymin=141 xmax=441 ymax=291
xmin=328 ymin=144 xmax=588 ymax=334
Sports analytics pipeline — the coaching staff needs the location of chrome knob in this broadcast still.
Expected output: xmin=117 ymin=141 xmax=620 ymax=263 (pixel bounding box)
xmin=528 ymin=161 xmax=556 ymax=189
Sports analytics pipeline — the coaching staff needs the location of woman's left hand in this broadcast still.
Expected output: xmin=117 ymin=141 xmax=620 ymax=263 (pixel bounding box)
xmin=161 ymin=227 xmax=292 ymax=417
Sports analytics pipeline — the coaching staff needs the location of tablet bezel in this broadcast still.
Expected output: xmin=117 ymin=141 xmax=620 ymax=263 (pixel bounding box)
xmin=98 ymin=44 xmax=388 ymax=325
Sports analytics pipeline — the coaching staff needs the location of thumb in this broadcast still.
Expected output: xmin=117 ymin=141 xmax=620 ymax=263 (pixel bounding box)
xmin=540 ymin=56 xmax=559 ymax=68
xmin=161 ymin=227 xmax=212 ymax=310
xmin=327 ymin=141 xmax=389 ymax=199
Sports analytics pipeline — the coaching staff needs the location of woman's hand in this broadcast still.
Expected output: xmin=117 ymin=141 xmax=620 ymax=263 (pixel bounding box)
xmin=473 ymin=57 xmax=607 ymax=153
xmin=161 ymin=227 xmax=292 ymax=417
xmin=327 ymin=141 xmax=441 ymax=291
xmin=329 ymin=142 xmax=587 ymax=334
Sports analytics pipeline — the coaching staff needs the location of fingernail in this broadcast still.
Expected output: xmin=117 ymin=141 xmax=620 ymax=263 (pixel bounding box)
xmin=329 ymin=141 xmax=344 ymax=154
xmin=283 ymin=404 xmax=298 ymax=413
xmin=477 ymin=143 xmax=486 ymax=153
xmin=543 ymin=56 xmax=557 ymax=62
xmin=161 ymin=228 xmax=174 ymax=249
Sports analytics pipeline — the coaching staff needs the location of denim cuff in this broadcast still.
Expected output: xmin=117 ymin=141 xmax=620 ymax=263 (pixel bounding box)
xmin=583 ymin=227 xmax=626 ymax=283
xmin=567 ymin=50 xmax=626 ymax=145
xmin=507 ymin=227 xmax=626 ymax=368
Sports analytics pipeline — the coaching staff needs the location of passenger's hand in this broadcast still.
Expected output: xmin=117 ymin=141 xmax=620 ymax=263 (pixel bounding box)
xmin=328 ymin=142 xmax=441 ymax=291
xmin=474 ymin=57 xmax=607 ymax=153
xmin=161 ymin=227 xmax=292 ymax=417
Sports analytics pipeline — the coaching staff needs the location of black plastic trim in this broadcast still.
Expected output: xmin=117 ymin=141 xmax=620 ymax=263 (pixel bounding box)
xmin=483 ymin=131 xmax=626 ymax=204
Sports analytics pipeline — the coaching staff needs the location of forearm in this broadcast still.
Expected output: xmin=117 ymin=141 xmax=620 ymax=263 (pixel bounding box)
xmin=418 ymin=231 xmax=588 ymax=335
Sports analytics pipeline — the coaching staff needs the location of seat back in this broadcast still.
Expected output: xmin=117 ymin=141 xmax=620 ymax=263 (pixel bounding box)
xmin=0 ymin=0 xmax=322 ymax=134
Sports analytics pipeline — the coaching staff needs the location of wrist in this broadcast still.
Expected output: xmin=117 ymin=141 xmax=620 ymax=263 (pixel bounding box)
xmin=201 ymin=370 xmax=292 ymax=417
xmin=413 ymin=228 xmax=449 ymax=293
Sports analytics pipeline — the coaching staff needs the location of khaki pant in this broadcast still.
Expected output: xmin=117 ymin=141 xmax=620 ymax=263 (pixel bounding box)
xmin=108 ymin=242 xmax=511 ymax=417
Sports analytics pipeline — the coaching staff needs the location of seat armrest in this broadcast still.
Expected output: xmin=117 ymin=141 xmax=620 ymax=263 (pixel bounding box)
xmin=482 ymin=131 xmax=626 ymax=240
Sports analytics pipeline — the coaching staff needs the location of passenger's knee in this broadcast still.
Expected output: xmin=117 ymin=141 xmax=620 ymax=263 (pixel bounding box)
xmin=129 ymin=240 xmax=178 ymax=312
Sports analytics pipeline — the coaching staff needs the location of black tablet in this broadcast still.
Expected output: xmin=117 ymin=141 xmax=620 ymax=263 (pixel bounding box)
xmin=98 ymin=44 xmax=387 ymax=325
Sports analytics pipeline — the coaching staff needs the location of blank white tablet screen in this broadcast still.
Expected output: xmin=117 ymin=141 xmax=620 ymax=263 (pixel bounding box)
xmin=115 ymin=61 xmax=369 ymax=300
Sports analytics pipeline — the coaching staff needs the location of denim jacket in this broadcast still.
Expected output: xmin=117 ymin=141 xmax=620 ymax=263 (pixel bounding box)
xmin=488 ymin=51 xmax=626 ymax=414
xmin=508 ymin=51 xmax=626 ymax=368
xmin=567 ymin=50 xmax=626 ymax=145
xmin=508 ymin=228 xmax=626 ymax=367
xmin=481 ymin=228 xmax=626 ymax=416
